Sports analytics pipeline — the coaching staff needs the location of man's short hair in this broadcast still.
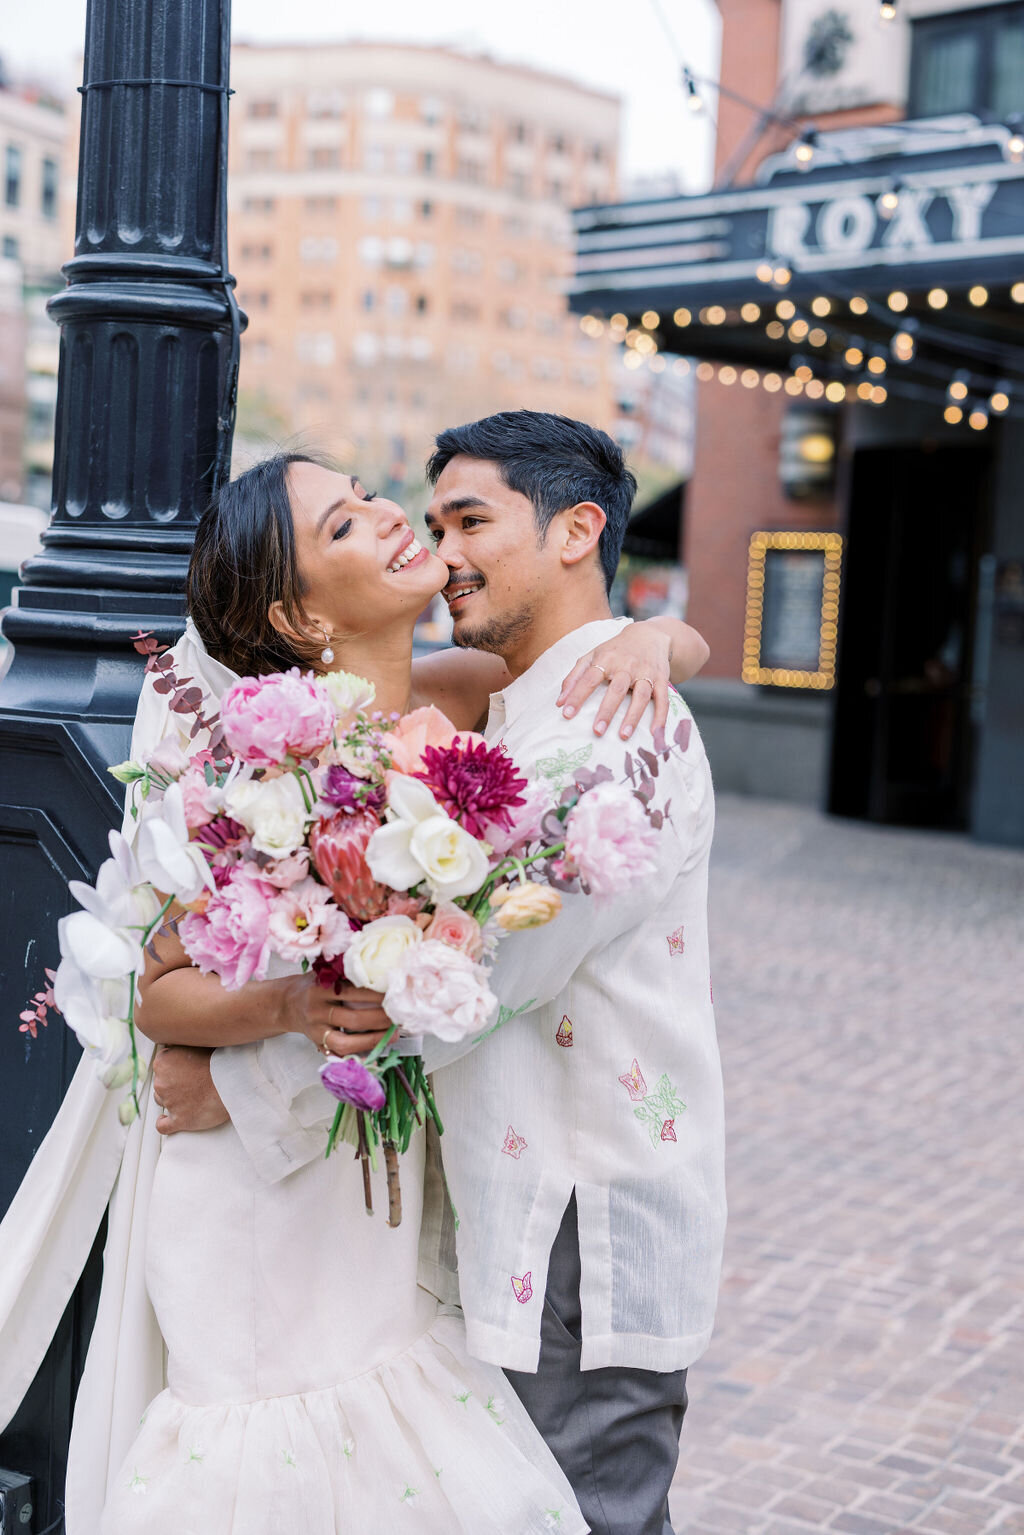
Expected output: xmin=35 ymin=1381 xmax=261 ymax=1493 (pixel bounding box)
xmin=426 ymin=410 xmax=636 ymax=591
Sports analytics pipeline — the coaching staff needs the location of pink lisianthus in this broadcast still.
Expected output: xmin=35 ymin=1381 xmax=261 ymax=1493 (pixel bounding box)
xmin=220 ymin=670 xmax=335 ymax=768
xmin=383 ymin=938 xmax=496 ymax=1043
xmin=267 ymin=877 xmax=354 ymax=963
xmin=563 ymin=782 xmax=661 ymax=897
xmin=179 ymin=868 xmax=277 ymax=989
xmin=423 ymin=900 xmax=484 ymax=959
xmin=147 ymin=736 xmax=191 ymax=779
xmin=481 ymin=780 xmax=554 ymax=856
xmin=386 ymin=892 xmax=428 ymax=920
xmin=261 ymin=850 xmax=311 ymax=888
xmin=386 ymin=706 xmax=464 ymax=776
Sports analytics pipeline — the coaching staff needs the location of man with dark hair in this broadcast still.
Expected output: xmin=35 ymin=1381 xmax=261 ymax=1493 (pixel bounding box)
xmin=411 ymin=409 xmax=726 ymax=1535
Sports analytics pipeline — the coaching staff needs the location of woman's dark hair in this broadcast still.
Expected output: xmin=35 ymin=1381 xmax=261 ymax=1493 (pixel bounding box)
xmin=187 ymin=451 xmax=327 ymax=677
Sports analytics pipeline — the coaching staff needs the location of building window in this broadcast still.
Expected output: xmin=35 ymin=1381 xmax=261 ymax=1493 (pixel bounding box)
xmin=508 ymin=120 xmax=529 ymax=143
xmin=455 ymin=205 xmax=484 ymax=228
xmin=41 ymin=157 xmax=58 ymax=220
xmin=364 ymin=144 xmax=389 ymax=173
xmin=5 ymin=145 xmax=22 ymax=208
xmin=420 ymin=94 xmax=444 ymax=124
xmin=300 ymin=236 xmax=338 ymax=263
xmin=363 ymin=195 xmax=382 ymax=220
xmin=392 ymin=198 xmax=413 ymax=222
xmin=240 ymin=242 xmax=273 ymax=261
xmin=244 ymin=195 xmax=276 ymax=214
xmin=2 ymin=235 xmax=18 ymax=260
xmin=394 ymin=147 xmax=415 ymax=175
xmin=506 ymin=170 xmax=528 ymax=198
xmin=361 ymin=289 xmax=376 ymax=310
xmin=548 ymin=132 xmax=570 ymax=154
xmin=365 ymin=88 xmax=394 ymax=119
xmin=245 ymin=148 xmax=278 ymax=171
xmin=421 ymin=149 xmax=437 ymax=175
xmin=420 ymin=200 xmax=434 ymax=219
xmin=307 ymin=90 xmax=344 ymax=119
xmin=304 ymin=195 xmax=336 ymax=214
xmin=300 ymin=291 xmax=332 ymax=309
xmin=308 ymin=146 xmax=341 ymax=169
xmin=457 ymin=158 xmax=485 ymax=184
xmin=247 ymin=99 xmax=279 ymax=118
xmin=909 ymin=3 xmax=1024 ymax=118
xmin=415 ymin=293 xmax=428 ymax=314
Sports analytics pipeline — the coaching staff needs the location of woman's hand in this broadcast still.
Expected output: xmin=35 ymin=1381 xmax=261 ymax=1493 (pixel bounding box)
xmin=280 ymin=974 xmax=393 ymax=1059
xmin=557 ymin=619 xmax=710 ymax=740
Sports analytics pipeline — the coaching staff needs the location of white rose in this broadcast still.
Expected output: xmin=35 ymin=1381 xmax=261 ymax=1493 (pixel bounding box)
xmin=343 ymin=914 xmax=423 ymax=991
xmin=366 ymin=776 xmax=490 ymax=898
xmin=322 ymin=669 xmax=376 ymax=719
xmin=410 ymin=817 xmax=491 ymax=899
xmin=225 ymin=773 xmax=309 ymax=857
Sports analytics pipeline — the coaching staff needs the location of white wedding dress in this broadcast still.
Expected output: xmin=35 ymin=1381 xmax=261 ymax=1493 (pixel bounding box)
xmin=101 ymin=1119 xmax=583 ymax=1533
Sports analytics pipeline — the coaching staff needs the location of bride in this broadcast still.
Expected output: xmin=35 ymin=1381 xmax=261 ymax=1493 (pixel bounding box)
xmin=1 ymin=452 xmax=709 ymax=1534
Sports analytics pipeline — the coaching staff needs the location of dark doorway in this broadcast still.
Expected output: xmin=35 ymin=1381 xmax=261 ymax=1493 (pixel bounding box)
xmin=829 ymin=443 xmax=989 ymax=829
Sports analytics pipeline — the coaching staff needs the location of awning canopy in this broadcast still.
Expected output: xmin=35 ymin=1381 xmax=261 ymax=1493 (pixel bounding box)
xmin=571 ymin=119 xmax=1024 ymax=418
xmin=622 ymin=481 xmax=685 ymax=561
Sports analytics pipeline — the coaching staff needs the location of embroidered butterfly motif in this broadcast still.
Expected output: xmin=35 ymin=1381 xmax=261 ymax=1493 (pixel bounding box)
xmin=535 ymin=744 xmax=593 ymax=791
xmin=555 ymin=1015 xmax=573 ymax=1047
xmin=667 ymin=925 xmax=685 ymax=957
xmin=502 ymin=1125 xmax=528 ymax=1158
xmin=661 ymin=1119 xmax=677 ymax=1142
xmin=618 ymin=1059 xmax=648 ymax=1102
xmin=634 ymin=1074 xmax=687 ymax=1147
xmin=511 ymin=1271 xmax=534 ymax=1304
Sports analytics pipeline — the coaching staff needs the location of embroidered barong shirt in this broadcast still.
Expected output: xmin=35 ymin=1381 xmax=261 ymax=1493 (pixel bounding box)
xmin=212 ymin=618 xmax=727 ymax=1375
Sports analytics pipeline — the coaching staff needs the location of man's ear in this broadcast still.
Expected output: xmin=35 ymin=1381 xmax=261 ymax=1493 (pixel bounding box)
xmin=268 ymin=598 xmax=321 ymax=659
xmin=558 ymin=501 xmax=607 ymax=570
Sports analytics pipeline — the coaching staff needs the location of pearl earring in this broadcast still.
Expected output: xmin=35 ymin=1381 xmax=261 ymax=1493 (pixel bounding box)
xmin=320 ymin=630 xmax=335 ymax=665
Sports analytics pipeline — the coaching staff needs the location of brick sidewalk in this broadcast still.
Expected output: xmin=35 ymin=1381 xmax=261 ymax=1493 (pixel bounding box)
xmin=671 ymin=798 xmax=1024 ymax=1535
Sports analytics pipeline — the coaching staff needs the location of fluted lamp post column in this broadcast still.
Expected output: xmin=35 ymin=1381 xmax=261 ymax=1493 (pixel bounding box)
xmin=0 ymin=0 xmax=241 ymax=1520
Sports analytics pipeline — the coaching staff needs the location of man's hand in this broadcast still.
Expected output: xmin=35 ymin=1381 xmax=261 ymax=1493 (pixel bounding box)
xmin=152 ymin=1045 xmax=229 ymax=1136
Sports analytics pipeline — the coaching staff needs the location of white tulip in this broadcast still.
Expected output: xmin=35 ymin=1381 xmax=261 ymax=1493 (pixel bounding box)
xmin=343 ymin=914 xmax=424 ymax=991
xmin=135 ymin=783 xmax=216 ymax=903
xmin=53 ymin=960 xmax=136 ymax=1079
xmin=58 ymin=910 xmax=142 ymax=981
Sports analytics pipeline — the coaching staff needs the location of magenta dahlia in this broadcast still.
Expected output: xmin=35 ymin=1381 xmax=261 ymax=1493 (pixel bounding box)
xmin=415 ymin=738 xmax=527 ymax=839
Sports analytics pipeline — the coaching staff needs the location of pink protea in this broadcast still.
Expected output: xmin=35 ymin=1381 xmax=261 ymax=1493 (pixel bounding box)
xmin=179 ymin=868 xmax=277 ymax=989
xmin=310 ymin=806 xmax=391 ymax=923
xmin=415 ymin=737 xmax=527 ymax=839
xmin=563 ymin=783 xmax=661 ymax=897
xmin=220 ymin=669 xmax=335 ymax=768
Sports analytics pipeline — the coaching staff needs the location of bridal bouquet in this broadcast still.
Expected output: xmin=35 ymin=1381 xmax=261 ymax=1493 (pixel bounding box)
xmin=22 ymin=631 xmax=687 ymax=1224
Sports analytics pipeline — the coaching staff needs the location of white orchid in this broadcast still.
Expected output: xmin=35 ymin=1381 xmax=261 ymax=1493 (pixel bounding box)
xmin=52 ymin=961 xmax=137 ymax=1083
xmin=69 ymin=830 xmax=163 ymax=934
xmin=366 ymin=776 xmax=491 ymax=899
xmin=135 ymin=782 xmax=216 ymax=903
xmin=58 ymin=910 xmax=143 ymax=982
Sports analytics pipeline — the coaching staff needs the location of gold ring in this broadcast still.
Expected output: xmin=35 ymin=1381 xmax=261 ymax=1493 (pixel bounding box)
xmin=321 ymin=1027 xmax=333 ymax=1057
xmin=641 ymin=676 xmax=655 ymax=688
xmin=592 ymin=663 xmax=607 ymax=675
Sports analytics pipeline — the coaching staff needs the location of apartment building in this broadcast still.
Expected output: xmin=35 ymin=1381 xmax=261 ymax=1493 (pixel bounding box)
xmin=227 ymin=41 xmax=621 ymax=488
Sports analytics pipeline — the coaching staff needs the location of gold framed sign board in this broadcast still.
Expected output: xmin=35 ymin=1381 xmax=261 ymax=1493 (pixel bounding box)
xmin=742 ymin=530 xmax=843 ymax=689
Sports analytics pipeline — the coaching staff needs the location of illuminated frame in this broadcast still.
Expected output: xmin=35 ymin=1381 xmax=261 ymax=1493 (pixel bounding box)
xmin=742 ymin=530 xmax=843 ymax=690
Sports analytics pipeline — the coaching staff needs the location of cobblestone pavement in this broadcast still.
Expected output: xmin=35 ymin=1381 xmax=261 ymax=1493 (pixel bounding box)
xmin=670 ymin=797 xmax=1024 ymax=1535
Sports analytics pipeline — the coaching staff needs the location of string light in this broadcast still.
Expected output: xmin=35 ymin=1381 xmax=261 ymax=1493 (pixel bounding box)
xmin=788 ymin=320 xmax=809 ymax=341
xmin=811 ymin=296 xmax=831 ymax=317
xmin=880 ymin=0 xmax=896 ymax=19
xmin=968 ymin=285 xmax=988 ymax=306
xmin=672 ymin=358 xmax=691 ymax=375
xmin=650 ymin=354 xmax=667 ymax=372
xmin=808 ymin=327 xmax=828 ymax=346
xmin=705 ymin=304 xmax=727 ymax=325
xmin=844 ymin=345 xmax=864 ymax=366
xmin=867 ymin=354 xmax=887 ymax=375
xmin=969 ymin=407 xmax=989 ymax=430
xmin=849 ymin=296 xmax=869 ymax=315
xmin=991 ymin=384 xmax=1011 ymax=412
xmin=773 ymin=266 xmax=792 ymax=286
xmin=741 ymin=368 xmax=759 ymax=388
xmin=794 ymin=364 xmax=814 ymax=382
xmin=756 ymin=262 xmax=774 ymax=284
xmin=871 ymin=385 xmax=887 ymax=404
xmin=766 ymin=319 xmax=785 ymax=339
xmin=927 ymin=288 xmax=948 ymax=309
xmin=719 ymin=365 xmax=737 ymax=385
xmin=641 ymin=310 xmax=660 ymax=329
xmin=1012 ymin=283 xmax=1024 ymax=304
xmin=949 ymin=372 xmax=970 ymax=401
xmin=610 ymin=313 xmax=628 ymax=332
xmin=888 ymin=290 xmax=909 ymax=312
xmin=784 ymin=376 xmax=804 ymax=396
xmin=763 ymin=373 xmax=782 ymax=392
xmin=878 ymin=181 xmax=902 ymax=219
xmin=683 ymin=66 xmax=704 ymax=112
xmin=825 ymin=381 xmax=847 ymax=403
xmin=1005 ymin=116 xmax=1024 ymax=164
xmin=794 ymin=127 xmax=818 ymax=167
xmin=944 ymin=404 xmax=963 ymax=424
xmin=805 ymin=378 xmax=825 ymax=400
xmin=776 ymin=299 xmax=796 ymax=320
xmin=696 ymin=361 xmax=714 ymax=381
xmin=673 ymin=307 xmax=692 ymax=327
xmin=856 ymin=381 xmax=873 ymax=400
xmin=891 ymin=320 xmax=917 ymax=361
xmin=741 ymin=302 xmax=761 ymax=321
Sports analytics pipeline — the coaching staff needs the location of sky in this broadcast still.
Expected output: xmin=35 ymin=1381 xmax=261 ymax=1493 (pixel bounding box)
xmin=1 ymin=0 xmax=721 ymax=189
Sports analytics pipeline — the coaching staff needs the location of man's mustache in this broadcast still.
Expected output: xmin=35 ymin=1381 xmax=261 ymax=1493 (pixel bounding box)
xmin=443 ymin=572 xmax=486 ymax=596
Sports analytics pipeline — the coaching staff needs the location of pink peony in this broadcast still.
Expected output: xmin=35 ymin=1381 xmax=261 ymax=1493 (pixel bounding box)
xmin=179 ymin=758 xmax=218 ymax=829
xmin=386 ymin=706 xmax=464 ymax=776
xmin=415 ymin=737 xmax=527 ymax=838
xmin=481 ymin=780 xmax=554 ymax=856
xmin=179 ymin=868 xmax=277 ymax=989
xmin=563 ymin=782 xmax=661 ymax=897
xmin=267 ymin=877 xmax=354 ymax=963
xmin=261 ymin=850 xmax=311 ymax=888
xmin=386 ymin=892 xmax=428 ymax=920
xmin=220 ymin=670 xmax=335 ymax=769
xmin=383 ymin=938 xmax=496 ymax=1043
xmin=424 ymin=900 xmax=484 ymax=959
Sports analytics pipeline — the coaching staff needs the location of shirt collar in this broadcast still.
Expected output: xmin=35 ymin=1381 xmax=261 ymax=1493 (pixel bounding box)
xmin=486 ymin=617 xmax=633 ymax=734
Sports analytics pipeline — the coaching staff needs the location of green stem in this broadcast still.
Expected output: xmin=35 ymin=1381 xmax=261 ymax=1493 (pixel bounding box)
xmin=122 ymin=894 xmax=177 ymax=1114
xmin=325 ymin=1102 xmax=344 ymax=1158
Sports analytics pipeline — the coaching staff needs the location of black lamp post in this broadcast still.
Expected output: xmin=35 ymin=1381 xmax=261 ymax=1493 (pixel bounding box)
xmin=0 ymin=0 xmax=241 ymax=1519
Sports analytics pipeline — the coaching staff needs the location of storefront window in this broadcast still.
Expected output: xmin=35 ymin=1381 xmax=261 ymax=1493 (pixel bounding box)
xmin=910 ymin=3 xmax=1024 ymax=118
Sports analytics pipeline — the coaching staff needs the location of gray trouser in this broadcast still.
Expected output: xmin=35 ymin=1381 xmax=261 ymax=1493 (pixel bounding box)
xmin=505 ymin=1194 xmax=688 ymax=1535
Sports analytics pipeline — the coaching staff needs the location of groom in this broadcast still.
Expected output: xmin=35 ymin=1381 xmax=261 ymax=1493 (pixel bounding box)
xmin=158 ymin=411 xmax=726 ymax=1535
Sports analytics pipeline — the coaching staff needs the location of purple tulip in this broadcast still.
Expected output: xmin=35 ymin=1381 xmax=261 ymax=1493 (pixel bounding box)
xmin=319 ymin=1054 xmax=386 ymax=1111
